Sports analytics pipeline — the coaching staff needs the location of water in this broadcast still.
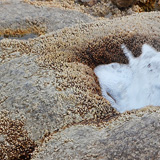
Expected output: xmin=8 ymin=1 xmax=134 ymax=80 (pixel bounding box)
xmin=94 ymin=44 xmax=160 ymax=113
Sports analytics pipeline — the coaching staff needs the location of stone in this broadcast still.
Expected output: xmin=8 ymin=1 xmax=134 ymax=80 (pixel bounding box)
xmin=0 ymin=0 xmax=160 ymax=159
xmin=32 ymin=107 xmax=160 ymax=159
xmin=76 ymin=0 xmax=99 ymax=6
xmin=111 ymin=0 xmax=137 ymax=8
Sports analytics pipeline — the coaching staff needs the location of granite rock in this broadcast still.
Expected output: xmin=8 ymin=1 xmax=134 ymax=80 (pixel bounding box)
xmin=0 ymin=0 xmax=160 ymax=159
xmin=32 ymin=107 xmax=160 ymax=159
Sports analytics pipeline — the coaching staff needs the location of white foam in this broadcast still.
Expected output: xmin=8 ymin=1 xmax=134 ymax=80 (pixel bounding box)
xmin=94 ymin=44 xmax=160 ymax=113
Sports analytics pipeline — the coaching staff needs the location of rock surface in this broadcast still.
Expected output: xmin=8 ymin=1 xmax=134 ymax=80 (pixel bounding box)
xmin=0 ymin=0 xmax=95 ymax=37
xmin=76 ymin=0 xmax=99 ymax=6
xmin=111 ymin=0 xmax=137 ymax=8
xmin=0 ymin=0 xmax=160 ymax=160
xmin=32 ymin=107 xmax=160 ymax=160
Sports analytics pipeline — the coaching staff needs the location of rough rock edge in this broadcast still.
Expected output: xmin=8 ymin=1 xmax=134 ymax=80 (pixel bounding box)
xmin=31 ymin=106 xmax=160 ymax=159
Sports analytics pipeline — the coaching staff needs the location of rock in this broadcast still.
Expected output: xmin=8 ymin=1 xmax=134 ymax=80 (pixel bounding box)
xmin=0 ymin=0 xmax=94 ymax=38
xmin=111 ymin=0 xmax=137 ymax=8
xmin=0 ymin=0 xmax=160 ymax=159
xmin=76 ymin=0 xmax=99 ymax=6
xmin=23 ymin=0 xmax=137 ymax=18
xmin=0 ymin=11 xmax=160 ymax=141
xmin=32 ymin=107 xmax=160 ymax=159
xmin=135 ymin=0 xmax=160 ymax=11
xmin=156 ymin=0 xmax=160 ymax=10
xmin=0 ymin=51 xmax=116 ymax=141
xmin=0 ymin=111 xmax=36 ymax=160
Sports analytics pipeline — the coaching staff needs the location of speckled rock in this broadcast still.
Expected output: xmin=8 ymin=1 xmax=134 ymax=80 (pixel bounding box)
xmin=136 ymin=0 xmax=160 ymax=11
xmin=76 ymin=0 xmax=99 ymax=6
xmin=0 ymin=111 xmax=36 ymax=160
xmin=0 ymin=0 xmax=95 ymax=37
xmin=0 ymin=1 xmax=160 ymax=159
xmin=32 ymin=107 xmax=160 ymax=159
xmin=0 ymin=11 xmax=160 ymax=143
xmin=24 ymin=0 xmax=137 ymax=18
xmin=0 ymin=50 xmax=116 ymax=141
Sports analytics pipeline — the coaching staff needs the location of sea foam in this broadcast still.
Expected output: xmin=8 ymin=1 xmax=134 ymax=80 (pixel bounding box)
xmin=94 ymin=44 xmax=160 ymax=113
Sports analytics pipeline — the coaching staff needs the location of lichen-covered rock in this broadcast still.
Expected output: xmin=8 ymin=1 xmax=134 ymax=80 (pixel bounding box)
xmin=0 ymin=1 xmax=160 ymax=159
xmin=24 ymin=0 xmax=137 ymax=18
xmin=0 ymin=11 xmax=160 ymax=141
xmin=0 ymin=0 xmax=95 ymax=38
xmin=0 ymin=111 xmax=36 ymax=160
xmin=2 ymin=12 xmax=159 ymax=67
xmin=0 ymin=50 xmax=116 ymax=141
xmin=32 ymin=107 xmax=160 ymax=159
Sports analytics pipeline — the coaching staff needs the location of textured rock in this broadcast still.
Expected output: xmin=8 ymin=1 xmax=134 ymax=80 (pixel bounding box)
xmin=32 ymin=107 xmax=160 ymax=159
xmin=76 ymin=0 xmax=99 ymax=6
xmin=24 ymin=0 xmax=137 ymax=18
xmin=0 ymin=111 xmax=36 ymax=160
xmin=0 ymin=51 xmax=116 ymax=141
xmin=2 ymin=12 xmax=159 ymax=67
xmin=0 ymin=11 xmax=160 ymax=142
xmin=0 ymin=1 xmax=160 ymax=159
xmin=111 ymin=0 xmax=137 ymax=8
xmin=0 ymin=0 xmax=94 ymax=38
xmin=136 ymin=0 xmax=160 ymax=11
xmin=155 ymin=0 xmax=160 ymax=10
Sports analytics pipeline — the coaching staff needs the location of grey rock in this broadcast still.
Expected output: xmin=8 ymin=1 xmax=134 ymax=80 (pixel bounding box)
xmin=0 ymin=1 xmax=160 ymax=159
xmin=0 ymin=0 xmax=94 ymax=38
xmin=32 ymin=110 xmax=160 ymax=159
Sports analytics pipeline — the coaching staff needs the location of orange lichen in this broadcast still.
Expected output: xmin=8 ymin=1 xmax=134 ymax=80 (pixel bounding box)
xmin=0 ymin=26 xmax=46 ymax=39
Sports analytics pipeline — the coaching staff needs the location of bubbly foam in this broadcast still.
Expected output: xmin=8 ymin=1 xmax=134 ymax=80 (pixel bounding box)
xmin=94 ymin=44 xmax=160 ymax=113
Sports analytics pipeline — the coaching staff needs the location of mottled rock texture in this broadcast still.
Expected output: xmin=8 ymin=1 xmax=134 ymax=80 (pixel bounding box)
xmin=111 ymin=0 xmax=137 ymax=8
xmin=32 ymin=107 xmax=160 ymax=160
xmin=0 ymin=0 xmax=95 ymax=37
xmin=0 ymin=111 xmax=36 ymax=160
xmin=24 ymin=0 xmax=136 ymax=18
xmin=136 ymin=0 xmax=160 ymax=11
xmin=0 ymin=0 xmax=160 ymax=159
xmin=76 ymin=0 xmax=100 ymax=6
